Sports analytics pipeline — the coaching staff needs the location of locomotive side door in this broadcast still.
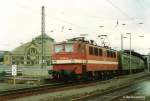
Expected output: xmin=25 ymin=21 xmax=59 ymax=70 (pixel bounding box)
xmin=77 ymin=42 xmax=86 ymax=71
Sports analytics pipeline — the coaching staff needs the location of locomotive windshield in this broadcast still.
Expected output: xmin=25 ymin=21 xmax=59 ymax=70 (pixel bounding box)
xmin=54 ymin=44 xmax=63 ymax=53
xmin=65 ymin=43 xmax=73 ymax=52
xmin=54 ymin=43 xmax=73 ymax=53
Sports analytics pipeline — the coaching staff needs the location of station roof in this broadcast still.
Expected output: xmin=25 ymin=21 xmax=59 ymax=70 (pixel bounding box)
xmin=11 ymin=34 xmax=54 ymax=55
xmin=35 ymin=33 xmax=54 ymax=41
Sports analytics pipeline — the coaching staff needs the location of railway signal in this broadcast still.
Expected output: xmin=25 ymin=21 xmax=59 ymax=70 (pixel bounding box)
xmin=12 ymin=65 xmax=17 ymax=87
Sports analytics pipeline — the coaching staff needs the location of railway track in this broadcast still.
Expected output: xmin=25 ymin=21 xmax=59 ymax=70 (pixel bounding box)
xmin=0 ymin=79 xmax=111 ymax=101
xmin=71 ymin=74 xmax=150 ymax=101
xmin=0 ymin=72 xmax=149 ymax=101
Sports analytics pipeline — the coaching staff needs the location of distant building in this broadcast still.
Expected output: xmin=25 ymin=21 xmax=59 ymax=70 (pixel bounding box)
xmin=0 ymin=51 xmax=5 ymax=64
xmin=4 ymin=34 xmax=54 ymax=67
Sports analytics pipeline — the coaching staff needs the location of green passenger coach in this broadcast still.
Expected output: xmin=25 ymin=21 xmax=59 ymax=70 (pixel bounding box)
xmin=119 ymin=50 xmax=145 ymax=72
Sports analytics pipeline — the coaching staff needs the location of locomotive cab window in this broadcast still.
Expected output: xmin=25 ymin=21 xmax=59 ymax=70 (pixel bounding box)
xmin=65 ymin=43 xmax=73 ymax=52
xmin=54 ymin=45 xmax=63 ymax=53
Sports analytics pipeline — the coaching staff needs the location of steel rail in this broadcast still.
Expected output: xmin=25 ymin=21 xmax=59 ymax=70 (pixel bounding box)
xmin=0 ymin=72 xmax=149 ymax=101
xmin=71 ymin=74 xmax=150 ymax=101
xmin=0 ymin=79 xmax=107 ymax=101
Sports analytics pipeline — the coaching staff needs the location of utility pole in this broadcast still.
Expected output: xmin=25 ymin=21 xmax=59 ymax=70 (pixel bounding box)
xmin=121 ymin=34 xmax=124 ymax=68
xmin=121 ymin=34 xmax=127 ymax=51
xmin=121 ymin=34 xmax=123 ymax=51
xmin=148 ymin=48 xmax=150 ymax=72
xmin=129 ymin=33 xmax=131 ymax=74
xmin=121 ymin=34 xmax=127 ymax=67
xmin=126 ymin=33 xmax=132 ymax=74
xmin=41 ymin=6 xmax=45 ymax=68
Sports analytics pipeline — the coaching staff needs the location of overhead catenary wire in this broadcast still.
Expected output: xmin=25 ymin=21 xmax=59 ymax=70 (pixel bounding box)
xmin=105 ymin=0 xmax=146 ymax=34
xmin=12 ymin=1 xmax=149 ymax=43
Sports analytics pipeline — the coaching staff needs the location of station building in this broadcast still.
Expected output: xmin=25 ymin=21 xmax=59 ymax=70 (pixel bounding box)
xmin=3 ymin=34 xmax=54 ymax=77
xmin=0 ymin=51 xmax=5 ymax=64
xmin=4 ymin=34 xmax=54 ymax=66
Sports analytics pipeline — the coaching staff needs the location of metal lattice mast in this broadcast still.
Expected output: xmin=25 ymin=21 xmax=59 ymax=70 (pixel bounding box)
xmin=41 ymin=6 xmax=45 ymax=68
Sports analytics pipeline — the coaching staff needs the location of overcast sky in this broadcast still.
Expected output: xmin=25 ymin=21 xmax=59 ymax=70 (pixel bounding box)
xmin=0 ymin=0 xmax=149 ymax=54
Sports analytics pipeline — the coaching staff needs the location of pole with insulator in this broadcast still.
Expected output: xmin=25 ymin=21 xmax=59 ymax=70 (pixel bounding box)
xmin=41 ymin=6 xmax=45 ymax=68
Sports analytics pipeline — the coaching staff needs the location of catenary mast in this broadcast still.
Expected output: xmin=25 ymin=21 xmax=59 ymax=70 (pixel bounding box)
xmin=41 ymin=6 xmax=45 ymax=68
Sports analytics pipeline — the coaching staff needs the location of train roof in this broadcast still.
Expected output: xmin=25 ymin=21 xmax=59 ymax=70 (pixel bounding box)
xmin=54 ymin=37 xmax=116 ymax=51
xmin=123 ymin=50 xmax=145 ymax=60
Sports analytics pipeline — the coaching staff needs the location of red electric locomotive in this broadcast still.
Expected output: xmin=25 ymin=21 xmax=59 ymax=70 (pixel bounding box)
xmin=51 ymin=37 xmax=119 ymax=80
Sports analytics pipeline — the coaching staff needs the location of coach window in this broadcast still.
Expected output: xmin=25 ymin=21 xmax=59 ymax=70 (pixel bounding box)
xmin=94 ymin=47 xmax=98 ymax=56
xmin=89 ymin=46 xmax=93 ymax=55
xmin=65 ymin=43 xmax=73 ymax=52
xmin=99 ymin=48 xmax=102 ymax=56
